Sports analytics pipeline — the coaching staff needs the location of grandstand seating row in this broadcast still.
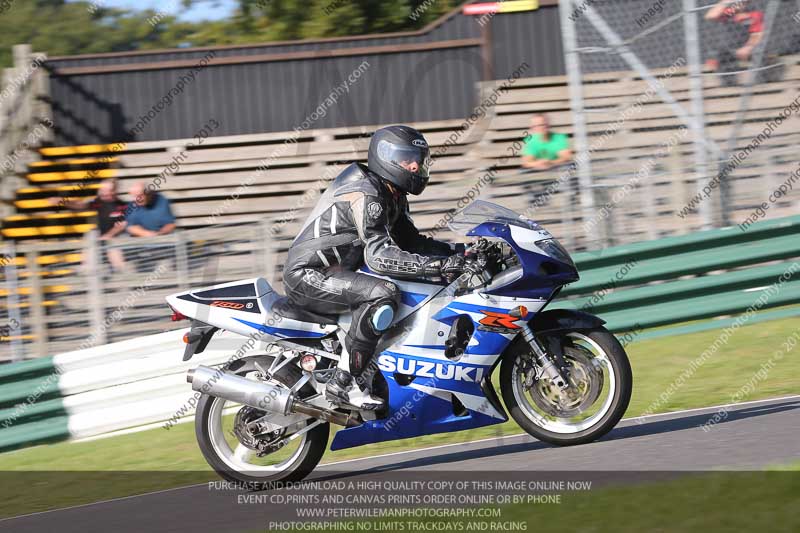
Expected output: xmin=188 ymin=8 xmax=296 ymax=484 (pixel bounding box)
xmin=2 ymin=58 xmax=798 ymax=243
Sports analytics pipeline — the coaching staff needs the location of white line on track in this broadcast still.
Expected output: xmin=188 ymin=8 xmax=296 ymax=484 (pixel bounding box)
xmin=3 ymin=394 xmax=799 ymax=523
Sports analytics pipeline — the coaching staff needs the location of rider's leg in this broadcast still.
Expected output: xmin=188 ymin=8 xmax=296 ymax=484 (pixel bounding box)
xmin=327 ymin=280 xmax=398 ymax=408
xmin=283 ymin=268 xmax=399 ymax=408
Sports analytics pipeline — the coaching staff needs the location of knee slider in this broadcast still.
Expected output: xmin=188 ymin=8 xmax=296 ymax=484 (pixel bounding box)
xmin=371 ymin=303 xmax=394 ymax=332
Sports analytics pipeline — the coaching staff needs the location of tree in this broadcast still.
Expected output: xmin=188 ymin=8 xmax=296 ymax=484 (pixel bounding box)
xmin=0 ymin=0 xmax=465 ymax=68
xmin=0 ymin=1 xmax=187 ymax=67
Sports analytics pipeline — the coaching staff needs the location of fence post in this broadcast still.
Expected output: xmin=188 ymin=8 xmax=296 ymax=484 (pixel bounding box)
xmin=0 ymin=67 xmax=19 ymax=221
xmin=559 ymin=0 xmax=596 ymax=244
xmin=682 ymin=0 xmax=713 ymax=230
xmin=32 ymin=52 xmax=53 ymax=143
xmin=3 ymin=242 xmax=25 ymax=361
xmin=13 ymin=45 xmax=33 ymax=136
xmin=175 ymin=234 xmax=189 ymax=290
xmin=26 ymin=251 xmax=47 ymax=358
xmin=85 ymin=231 xmax=106 ymax=346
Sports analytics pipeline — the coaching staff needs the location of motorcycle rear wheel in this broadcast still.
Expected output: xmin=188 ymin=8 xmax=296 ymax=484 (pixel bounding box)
xmin=195 ymin=356 xmax=329 ymax=487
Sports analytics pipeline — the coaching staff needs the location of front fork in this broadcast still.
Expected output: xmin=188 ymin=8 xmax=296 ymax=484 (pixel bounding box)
xmin=518 ymin=322 xmax=571 ymax=390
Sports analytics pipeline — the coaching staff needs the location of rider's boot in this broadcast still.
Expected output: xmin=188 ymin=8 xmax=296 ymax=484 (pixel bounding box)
xmin=326 ymin=368 xmax=385 ymax=410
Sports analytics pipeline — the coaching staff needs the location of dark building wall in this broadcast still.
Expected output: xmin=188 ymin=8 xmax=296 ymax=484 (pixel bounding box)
xmin=41 ymin=0 xmax=800 ymax=145
xmin=41 ymin=1 xmax=588 ymax=145
xmin=46 ymin=9 xmax=481 ymax=70
xmin=491 ymin=5 xmax=566 ymax=80
xmin=47 ymin=46 xmax=486 ymax=145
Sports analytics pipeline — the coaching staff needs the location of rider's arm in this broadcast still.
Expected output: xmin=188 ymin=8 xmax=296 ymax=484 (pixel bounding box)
xmin=350 ymin=193 xmax=444 ymax=281
xmin=392 ymin=199 xmax=458 ymax=257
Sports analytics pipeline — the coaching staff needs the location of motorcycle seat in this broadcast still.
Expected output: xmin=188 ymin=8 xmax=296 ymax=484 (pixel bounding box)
xmin=272 ymin=296 xmax=339 ymax=326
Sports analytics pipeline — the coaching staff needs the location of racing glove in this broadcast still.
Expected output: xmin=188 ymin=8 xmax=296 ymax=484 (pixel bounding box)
xmin=440 ymin=255 xmax=484 ymax=283
xmin=440 ymin=254 xmax=466 ymax=282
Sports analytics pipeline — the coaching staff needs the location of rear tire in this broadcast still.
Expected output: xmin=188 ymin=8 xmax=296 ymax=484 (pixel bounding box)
xmin=195 ymin=356 xmax=329 ymax=487
xmin=500 ymin=327 xmax=632 ymax=446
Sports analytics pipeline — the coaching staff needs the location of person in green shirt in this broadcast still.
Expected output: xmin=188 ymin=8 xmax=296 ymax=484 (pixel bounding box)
xmin=521 ymin=114 xmax=573 ymax=170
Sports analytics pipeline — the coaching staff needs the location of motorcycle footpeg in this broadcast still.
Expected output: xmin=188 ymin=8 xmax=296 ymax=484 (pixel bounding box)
xmin=325 ymin=389 xmax=385 ymax=411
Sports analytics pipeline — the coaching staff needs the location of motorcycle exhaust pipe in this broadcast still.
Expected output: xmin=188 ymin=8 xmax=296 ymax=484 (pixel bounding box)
xmin=187 ymin=366 xmax=358 ymax=427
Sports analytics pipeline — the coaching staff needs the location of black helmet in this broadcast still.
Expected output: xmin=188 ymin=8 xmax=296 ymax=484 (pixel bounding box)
xmin=367 ymin=125 xmax=431 ymax=196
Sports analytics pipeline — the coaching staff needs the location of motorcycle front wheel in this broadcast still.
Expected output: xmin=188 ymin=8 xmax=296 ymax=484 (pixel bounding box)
xmin=500 ymin=327 xmax=632 ymax=446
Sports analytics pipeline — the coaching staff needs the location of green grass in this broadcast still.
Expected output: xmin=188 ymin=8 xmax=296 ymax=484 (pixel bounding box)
xmin=0 ymin=315 xmax=798 ymax=517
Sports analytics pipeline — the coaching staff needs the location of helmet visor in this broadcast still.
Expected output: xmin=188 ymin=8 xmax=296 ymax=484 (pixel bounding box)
xmin=376 ymin=139 xmax=431 ymax=178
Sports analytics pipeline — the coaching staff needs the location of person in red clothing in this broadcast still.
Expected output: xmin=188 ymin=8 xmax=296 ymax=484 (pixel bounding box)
xmin=50 ymin=179 xmax=128 ymax=272
xmin=706 ymin=0 xmax=764 ymax=62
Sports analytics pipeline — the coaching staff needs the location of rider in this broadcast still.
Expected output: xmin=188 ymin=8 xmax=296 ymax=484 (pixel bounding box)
xmin=283 ymin=125 xmax=469 ymax=409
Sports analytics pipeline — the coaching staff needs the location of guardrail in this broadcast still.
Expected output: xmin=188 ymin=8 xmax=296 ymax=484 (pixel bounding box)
xmin=0 ymin=222 xmax=280 ymax=361
xmin=0 ymin=213 xmax=798 ymax=453
xmin=554 ymin=214 xmax=800 ymax=332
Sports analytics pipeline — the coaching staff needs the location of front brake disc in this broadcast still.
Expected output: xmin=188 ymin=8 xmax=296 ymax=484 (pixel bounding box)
xmin=527 ymin=346 xmax=603 ymax=418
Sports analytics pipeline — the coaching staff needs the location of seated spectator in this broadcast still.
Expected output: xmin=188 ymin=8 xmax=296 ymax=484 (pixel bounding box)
xmin=49 ymin=178 xmax=128 ymax=272
xmin=520 ymin=114 xmax=573 ymax=171
xmin=126 ymin=182 xmax=176 ymax=237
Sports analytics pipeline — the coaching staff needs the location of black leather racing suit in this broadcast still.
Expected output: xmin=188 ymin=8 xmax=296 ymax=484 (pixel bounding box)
xmin=283 ymin=163 xmax=457 ymax=377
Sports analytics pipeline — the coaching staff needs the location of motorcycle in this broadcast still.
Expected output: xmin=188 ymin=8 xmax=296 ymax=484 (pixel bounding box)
xmin=166 ymin=200 xmax=632 ymax=485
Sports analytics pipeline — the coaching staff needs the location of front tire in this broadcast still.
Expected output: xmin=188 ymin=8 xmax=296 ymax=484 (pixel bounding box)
xmin=500 ymin=327 xmax=632 ymax=446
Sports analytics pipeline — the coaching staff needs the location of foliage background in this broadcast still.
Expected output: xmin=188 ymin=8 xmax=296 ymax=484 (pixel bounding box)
xmin=0 ymin=0 xmax=463 ymax=67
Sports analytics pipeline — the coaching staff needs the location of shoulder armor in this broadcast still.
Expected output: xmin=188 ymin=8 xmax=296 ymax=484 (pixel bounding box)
xmin=334 ymin=163 xmax=385 ymax=198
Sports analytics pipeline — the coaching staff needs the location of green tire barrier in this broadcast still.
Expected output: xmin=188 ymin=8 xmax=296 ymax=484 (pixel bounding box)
xmin=0 ymin=355 xmax=58 ymax=382
xmin=566 ymin=233 xmax=800 ymax=295
xmin=571 ymin=214 xmax=800 ymax=270
xmin=555 ymin=214 xmax=800 ymax=332
xmin=0 ymin=416 xmax=70 ymax=451
xmin=0 ymin=373 xmax=61 ymax=409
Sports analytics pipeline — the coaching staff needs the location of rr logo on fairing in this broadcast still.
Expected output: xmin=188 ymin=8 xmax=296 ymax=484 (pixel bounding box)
xmin=478 ymin=311 xmax=521 ymax=331
xmin=377 ymin=354 xmax=485 ymax=383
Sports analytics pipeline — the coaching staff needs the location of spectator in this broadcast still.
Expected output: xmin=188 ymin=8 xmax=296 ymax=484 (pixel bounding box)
xmin=520 ymin=114 xmax=573 ymax=171
xmin=49 ymin=178 xmax=128 ymax=271
xmin=126 ymin=182 xmax=177 ymax=237
xmin=706 ymin=0 xmax=764 ymax=63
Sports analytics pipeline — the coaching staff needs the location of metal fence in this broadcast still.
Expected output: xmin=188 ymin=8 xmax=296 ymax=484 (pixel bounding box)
xmin=10 ymin=159 xmax=796 ymax=362
xmin=1 ymin=221 xmax=281 ymax=362
xmin=560 ymin=0 xmax=800 ymax=234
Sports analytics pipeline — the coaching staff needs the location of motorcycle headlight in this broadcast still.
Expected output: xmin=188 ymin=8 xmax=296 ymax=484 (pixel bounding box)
xmin=536 ymin=238 xmax=575 ymax=267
